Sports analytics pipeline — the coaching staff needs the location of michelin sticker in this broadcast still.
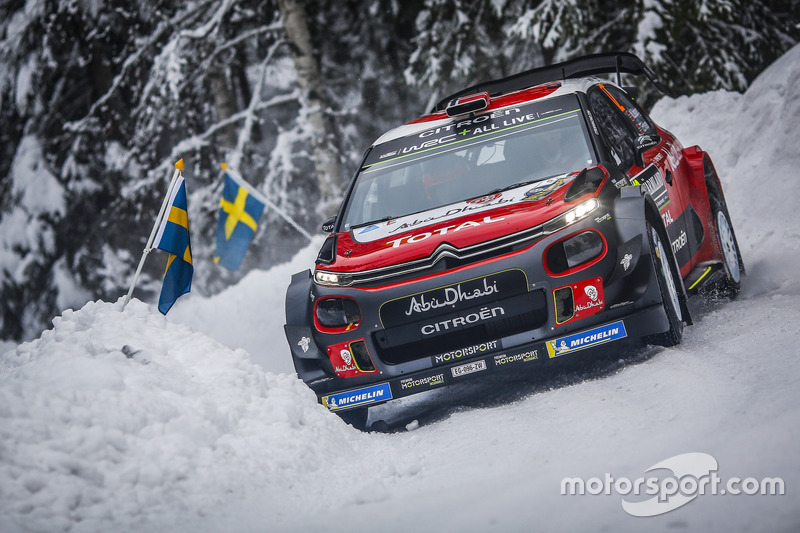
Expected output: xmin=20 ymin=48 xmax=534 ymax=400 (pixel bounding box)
xmin=322 ymin=383 xmax=392 ymax=411
xmin=546 ymin=321 xmax=627 ymax=358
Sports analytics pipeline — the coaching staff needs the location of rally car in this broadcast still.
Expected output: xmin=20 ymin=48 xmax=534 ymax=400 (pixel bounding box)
xmin=284 ymin=52 xmax=744 ymax=427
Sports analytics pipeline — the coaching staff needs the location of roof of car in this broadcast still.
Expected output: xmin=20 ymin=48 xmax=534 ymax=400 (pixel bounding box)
xmin=370 ymin=52 xmax=666 ymax=148
xmin=371 ymin=77 xmax=601 ymax=147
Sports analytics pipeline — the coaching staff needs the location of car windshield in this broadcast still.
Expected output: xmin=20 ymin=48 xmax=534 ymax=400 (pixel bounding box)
xmin=341 ymin=94 xmax=596 ymax=231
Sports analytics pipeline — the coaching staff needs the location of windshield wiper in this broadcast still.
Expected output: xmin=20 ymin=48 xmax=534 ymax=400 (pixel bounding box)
xmin=485 ymin=178 xmax=543 ymax=195
xmin=352 ymin=215 xmax=395 ymax=229
xmin=484 ymin=173 xmax=566 ymax=195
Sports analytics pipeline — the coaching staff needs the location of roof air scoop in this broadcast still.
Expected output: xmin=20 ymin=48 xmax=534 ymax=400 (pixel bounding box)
xmin=445 ymin=91 xmax=490 ymax=117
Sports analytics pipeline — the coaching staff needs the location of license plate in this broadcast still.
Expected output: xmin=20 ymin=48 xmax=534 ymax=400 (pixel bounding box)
xmin=451 ymin=359 xmax=487 ymax=378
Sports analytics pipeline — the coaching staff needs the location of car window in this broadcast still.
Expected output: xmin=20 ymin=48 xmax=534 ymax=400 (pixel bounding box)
xmin=342 ymin=95 xmax=596 ymax=230
xmin=602 ymin=84 xmax=658 ymax=138
xmin=589 ymin=87 xmax=637 ymax=170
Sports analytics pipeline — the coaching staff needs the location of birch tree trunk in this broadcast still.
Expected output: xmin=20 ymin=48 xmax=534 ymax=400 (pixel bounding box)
xmin=277 ymin=0 xmax=342 ymax=205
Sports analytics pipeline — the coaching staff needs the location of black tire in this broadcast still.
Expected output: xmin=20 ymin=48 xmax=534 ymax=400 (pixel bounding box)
xmin=647 ymin=220 xmax=684 ymax=347
xmin=336 ymin=407 xmax=369 ymax=430
xmin=710 ymin=197 xmax=743 ymax=298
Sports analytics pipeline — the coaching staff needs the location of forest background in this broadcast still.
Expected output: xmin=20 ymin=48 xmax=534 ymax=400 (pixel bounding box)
xmin=1 ymin=0 xmax=797 ymax=342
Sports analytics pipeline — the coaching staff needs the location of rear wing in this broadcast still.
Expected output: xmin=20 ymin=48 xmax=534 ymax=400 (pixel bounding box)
xmin=432 ymin=52 xmax=668 ymax=113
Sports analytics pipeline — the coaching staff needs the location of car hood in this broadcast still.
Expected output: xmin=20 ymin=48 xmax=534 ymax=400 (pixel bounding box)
xmin=322 ymin=175 xmax=584 ymax=273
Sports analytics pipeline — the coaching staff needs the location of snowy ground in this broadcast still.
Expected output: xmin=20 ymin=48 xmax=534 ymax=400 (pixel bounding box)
xmin=2 ymin=45 xmax=800 ymax=532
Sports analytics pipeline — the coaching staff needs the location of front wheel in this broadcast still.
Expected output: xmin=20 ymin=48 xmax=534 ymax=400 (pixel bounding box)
xmin=647 ymin=221 xmax=684 ymax=347
xmin=711 ymin=198 xmax=743 ymax=297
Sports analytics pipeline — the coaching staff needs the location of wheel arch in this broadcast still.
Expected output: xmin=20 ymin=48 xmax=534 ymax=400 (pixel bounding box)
xmin=642 ymin=192 xmax=693 ymax=326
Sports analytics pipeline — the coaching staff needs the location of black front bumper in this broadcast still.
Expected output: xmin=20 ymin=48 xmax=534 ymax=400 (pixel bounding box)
xmin=317 ymin=303 xmax=668 ymax=412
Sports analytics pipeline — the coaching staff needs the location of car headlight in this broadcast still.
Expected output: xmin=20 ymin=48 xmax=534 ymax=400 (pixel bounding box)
xmin=544 ymin=198 xmax=599 ymax=234
xmin=314 ymin=270 xmax=353 ymax=286
xmin=545 ymin=229 xmax=606 ymax=274
xmin=314 ymin=297 xmax=362 ymax=331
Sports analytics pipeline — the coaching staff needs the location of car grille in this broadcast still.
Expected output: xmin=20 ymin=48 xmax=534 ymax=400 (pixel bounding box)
xmin=373 ymin=289 xmax=548 ymax=365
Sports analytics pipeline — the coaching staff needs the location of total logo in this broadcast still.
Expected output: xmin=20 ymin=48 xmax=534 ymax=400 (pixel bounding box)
xmin=386 ymin=216 xmax=505 ymax=248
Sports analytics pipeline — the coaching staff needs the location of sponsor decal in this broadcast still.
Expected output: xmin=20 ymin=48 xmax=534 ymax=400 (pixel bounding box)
xmin=386 ymin=215 xmax=505 ymax=248
xmin=621 ymin=253 xmax=633 ymax=271
xmin=608 ymin=300 xmax=634 ymax=310
xmin=451 ymin=359 xmax=487 ymax=378
xmin=383 ymin=199 xmax=515 ymax=237
xmin=380 ymin=269 xmax=527 ymax=328
xmin=671 ymin=230 xmax=687 ymax=254
xmin=584 ymin=284 xmax=599 ymax=301
xmin=493 ymin=349 xmax=539 ymax=366
xmin=421 ymin=306 xmax=505 ymax=336
xmin=574 ymin=281 xmax=604 ymax=313
xmin=546 ymin=321 xmax=627 ymax=358
xmin=635 ymin=134 xmax=659 ymax=150
xmin=661 ymin=209 xmax=674 ymax=227
xmin=522 ymin=175 xmax=570 ymax=202
xmin=358 ymin=224 xmax=380 ymax=234
xmin=432 ymin=340 xmax=500 ymax=366
xmin=555 ymin=278 xmax=605 ymax=325
xmin=467 ymin=193 xmax=502 ymax=204
xmin=360 ymin=99 xmax=580 ymax=173
xmin=326 ymin=340 xmax=376 ymax=378
xmin=400 ymin=373 xmax=445 ymax=391
xmin=659 ymin=141 xmax=683 ymax=169
xmin=585 ymin=109 xmax=599 ymax=135
xmin=611 ymin=177 xmax=629 ymax=189
xmin=406 ymin=277 xmax=498 ymax=316
xmin=298 ymin=336 xmax=310 ymax=353
xmin=594 ymin=213 xmax=611 ymax=224
xmin=322 ymin=383 xmax=392 ymax=411
xmin=629 ymin=165 xmax=670 ymax=210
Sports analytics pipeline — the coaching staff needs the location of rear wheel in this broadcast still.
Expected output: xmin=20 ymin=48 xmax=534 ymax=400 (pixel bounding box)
xmin=647 ymin=221 xmax=684 ymax=347
xmin=711 ymin=198 xmax=743 ymax=297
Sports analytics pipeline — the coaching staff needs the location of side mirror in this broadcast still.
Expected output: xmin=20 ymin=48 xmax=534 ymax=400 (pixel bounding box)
xmin=634 ymin=134 xmax=660 ymax=167
xmin=321 ymin=216 xmax=336 ymax=233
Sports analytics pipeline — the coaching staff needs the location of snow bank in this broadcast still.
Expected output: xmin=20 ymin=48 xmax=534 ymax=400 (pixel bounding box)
xmin=167 ymin=237 xmax=325 ymax=373
xmin=651 ymin=42 xmax=800 ymax=299
xmin=0 ymin=299 xmax=359 ymax=532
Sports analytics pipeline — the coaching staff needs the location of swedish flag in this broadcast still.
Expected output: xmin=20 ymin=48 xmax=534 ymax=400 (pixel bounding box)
xmin=214 ymin=171 xmax=266 ymax=271
xmin=154 ymin=176 xmax=193 ymax=314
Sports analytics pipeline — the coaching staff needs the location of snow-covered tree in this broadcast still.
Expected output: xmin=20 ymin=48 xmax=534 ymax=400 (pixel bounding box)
xmin=0 ymin=0 xmax=797 ymax=342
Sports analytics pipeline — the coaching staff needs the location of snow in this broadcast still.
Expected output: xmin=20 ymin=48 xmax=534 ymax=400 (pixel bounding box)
xmin=0 ymin=135 xmax=66 ymax=283
xmin=3 ymin=44 xmax=800 ymax=532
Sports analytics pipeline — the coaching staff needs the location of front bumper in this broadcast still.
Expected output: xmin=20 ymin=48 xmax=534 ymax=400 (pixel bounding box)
xmin=317 ymin=304 xmax=667 ymax=412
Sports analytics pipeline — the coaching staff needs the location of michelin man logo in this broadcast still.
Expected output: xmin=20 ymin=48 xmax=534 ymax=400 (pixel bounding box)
xmin=298 ymin=336 xmax=310 ymax=353
xmin=621 ymin=253 xmax=633 ymax=271
xmin=585 ymin=285 xmax=599 ymax=302
xmin=341 ymin=349 xmax=353 ymax=366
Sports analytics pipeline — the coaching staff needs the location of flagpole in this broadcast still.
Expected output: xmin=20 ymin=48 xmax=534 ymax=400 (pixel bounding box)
xmin=122 ymin=159 xmax=184 ymax=310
